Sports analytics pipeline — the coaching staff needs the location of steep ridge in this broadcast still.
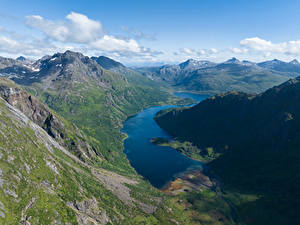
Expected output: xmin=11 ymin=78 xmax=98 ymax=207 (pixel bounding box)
xmin=155 ymin=77 xmax=300 ymax=224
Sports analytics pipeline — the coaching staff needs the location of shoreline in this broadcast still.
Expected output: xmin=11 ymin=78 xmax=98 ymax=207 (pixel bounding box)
xmin=121 ymin=92 xmax=211 ymax=194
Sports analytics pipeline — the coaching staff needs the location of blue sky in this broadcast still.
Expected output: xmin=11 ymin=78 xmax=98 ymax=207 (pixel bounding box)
xmin=1 ymin=0 xmax=300 ymax=65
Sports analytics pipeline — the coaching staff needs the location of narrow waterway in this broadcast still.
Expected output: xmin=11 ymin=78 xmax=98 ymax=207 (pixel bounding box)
xmin=121 ymin=93 xmax=209 ymax=188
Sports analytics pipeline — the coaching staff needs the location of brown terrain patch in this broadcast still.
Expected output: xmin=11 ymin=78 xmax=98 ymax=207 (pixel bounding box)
xmin=162 ymin=170 xmax=214 ymax=195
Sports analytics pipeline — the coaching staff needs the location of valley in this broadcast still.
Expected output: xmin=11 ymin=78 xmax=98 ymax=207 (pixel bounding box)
xmin=0 ymin=51 xmax=300 ymax=225
xmin=121 ymin=92 xmax=207 ymax=189
xmin=1 ymin=2 xmax=299 ymax=224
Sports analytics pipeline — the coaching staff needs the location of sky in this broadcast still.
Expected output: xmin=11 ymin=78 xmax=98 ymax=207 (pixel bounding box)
xmin=1 ymin=0 xmax=300 ymax=65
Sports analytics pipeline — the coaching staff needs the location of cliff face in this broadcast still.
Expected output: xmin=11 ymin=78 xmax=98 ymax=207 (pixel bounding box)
xmin=0 ymin=78 xmax=97 ymax=162
xmin=0 ymin=94 xmax=105 ymax=224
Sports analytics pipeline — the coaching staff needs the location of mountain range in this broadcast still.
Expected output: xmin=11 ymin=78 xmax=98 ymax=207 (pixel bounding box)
xmin=138 ymin=57 xmax=300 ymax=93
xmin=2 ymin=53 xmax=300 ymax=94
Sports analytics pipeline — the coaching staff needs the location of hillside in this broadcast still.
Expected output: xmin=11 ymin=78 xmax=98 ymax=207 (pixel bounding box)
xmin=138 ymin=58 xmax=299 ymax=94
xmin=0 ymin=77 xmax=212 ymax=224
xmin=155 ymin=77 xmax=300 ymax=224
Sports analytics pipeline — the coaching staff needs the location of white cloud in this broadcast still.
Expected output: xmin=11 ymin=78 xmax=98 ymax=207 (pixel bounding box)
xmin=0 ymin=36 xmax=20 ymax=50
xmin=0 ymin=34 xmax=80 ymax=57
xmin=240 ymin=37 xmax=300 ymax=56
xmin=22 ymin=12 xmax=161 ymax=61
xmin=175 ymin=47 xmax=218 ymax=59
xmin=210 ymin=48 xmax=218 ymax=54
xmin=199 ymin=49 xmax=206 ymax=55
xmin=121 ymin=26 xmax=156 ymax=41
xmin=4 ymin=11 xmax=300 ymax=64
xmin=91 ymin=35 xmax=141 ymax=52
xmin=26 ymin=12 xmax=104 ymax=43
xmin=230 ymin=47 xmax=248 ymax=54
xmin=0 ymin=35 xmax=34 ymax=55
xmin=181 ymin=48 xmax=197 ymax=55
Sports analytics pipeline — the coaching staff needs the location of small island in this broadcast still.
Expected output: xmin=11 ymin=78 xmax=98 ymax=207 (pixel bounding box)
xmin=150 ymin=137 xmax=220 ymax=163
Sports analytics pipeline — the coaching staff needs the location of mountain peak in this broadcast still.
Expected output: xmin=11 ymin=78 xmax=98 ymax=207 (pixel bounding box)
xmin=185 ymin=59 xmax=198 ymax=63
xmin=61 ymin=50 xmax=85 ymax=58
xmin=179 ymin=59 xmax=198 ymax=68
xmin=272 ymin=59 xmax=281 ymax=63
xmin=225 ymin=57 xmax=240 ymax=63
xmin=290 ymin=59 xmax=300 ymax=65
xmin=179 ymin=59 xmax=213 ymax=70
xmin=16 ymin=56 xmax=26 ymax=61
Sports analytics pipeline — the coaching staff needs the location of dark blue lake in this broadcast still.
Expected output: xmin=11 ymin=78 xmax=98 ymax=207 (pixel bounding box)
xmin=121 ymin=92 xmax=210 ymax=188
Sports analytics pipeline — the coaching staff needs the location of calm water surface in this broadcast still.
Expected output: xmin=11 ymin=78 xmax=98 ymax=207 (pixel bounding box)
xmin=121 ymin=92 xmax=209 ymax=188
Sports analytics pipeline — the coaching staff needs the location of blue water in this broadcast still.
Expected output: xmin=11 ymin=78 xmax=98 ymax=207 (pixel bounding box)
xmin=121 ymin=92 xmax=209 ymax=188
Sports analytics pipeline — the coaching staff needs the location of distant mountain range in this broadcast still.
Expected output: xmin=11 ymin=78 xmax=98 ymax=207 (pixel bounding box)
xmin=2 ymin=54 xmax=300 ymax=94
xmin=137 ymin=57 xmax=300 ymax=93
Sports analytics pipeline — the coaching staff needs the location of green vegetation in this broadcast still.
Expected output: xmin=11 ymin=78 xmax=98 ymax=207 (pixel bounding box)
xmin=163 ymin=189 xmax=234 ymax=225
xmin=154 ymin=77 xmax=300 ymax=224
xmin=0 ymin=52 xmax=213 ymax=223
xmin=0 ymin=88 xmax=202 ymax=224
xmin=26 ymin=77 xmax=191 ymax=174
xmin=184 ymin=190 xmax=234 ymax=225
xmin=3 ymin=52 xmax=272 ymax=224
